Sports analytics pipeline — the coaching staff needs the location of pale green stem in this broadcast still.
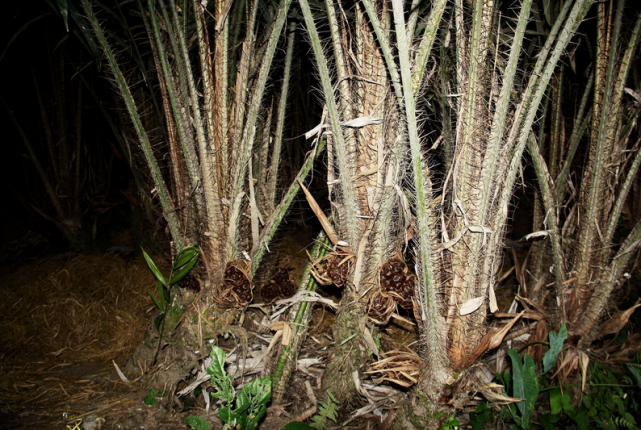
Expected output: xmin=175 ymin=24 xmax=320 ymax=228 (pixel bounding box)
xmin=220 ymin=13 xmax=230 ymax=175
xmin=232 ymin=0 xmax=260 ymax=151
xmin=496 ymin=0 xmax=593 ymax=222
xmin=159 ymin=0 xmax=192 ymax=117
xmin=549 ymin=65 xmax=565 ymax=179
xmin=460 ymin=0 xmax=486 ymax=148
xmin=495 ymin=0 xmax=574 ymax=197
xmin=554 ymin=71 xmax=595 ymax=203
xmin=325 ymin=0 xmax=355 ymax=127
xmin=267 ymin=21 xmax=296 ymax=211
xmin=192 ymin=0 xmax=215 ymax=154
xmin=251 ymin=138 xmax=327 ymax=276
xmin=527 ymin=134 xmax=566 ymax=321
xmin=258 ymin=105 xmax=274 ymax=212
xmin=80 ymin=0 xmax=184 ymax=248
xmin=578 ymin=217 xmax=641 ymax=346
xmin=604 ymin=10 xmax=641 ymax=156
xmin=271 ymin=230 xmax=330 ymax=402
xmin=537 ymin=87 xmax=551 ymax=157
xmin=147 ymin=0 xmax=202 ymax=196
xmin=604 ymin=140 xmax=641 ymax=248
xmin=392 ymin=0 xmax=447 ymax=380
xmin=439 ymin=42 xmax=453 ymax=171
xmin=574 ymin=0 xmax=623 ymax=287
xmin=169 ymin=0 xmax=222 ymax=251
xmin=480 ymin=0 xmax=533 ymax=226
xmin=406 ymin=0 xmax=422 ymax=40
xmin=454 ymin=0 xmax=466 ymax=95
xmin=299 ymin=0 xmax=360 ymax=248
xmin=229 ymin=0 xmax=293 ymax=257
xmin=411 ymin=0 xmax=447 ymax=96
xmin=489 ymin=0 xmax=593 ymax=311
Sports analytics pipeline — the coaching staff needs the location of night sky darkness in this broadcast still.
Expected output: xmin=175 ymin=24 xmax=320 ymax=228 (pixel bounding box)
xmin=1 ymin=2 xmax=134 ymax=250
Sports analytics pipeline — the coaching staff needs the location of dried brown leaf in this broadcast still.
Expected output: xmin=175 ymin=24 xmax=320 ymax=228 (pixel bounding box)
xmin=599 ymin=299 xmax=641 ymax=337
xmin=297 ymin=179 xmax=339 ymax=245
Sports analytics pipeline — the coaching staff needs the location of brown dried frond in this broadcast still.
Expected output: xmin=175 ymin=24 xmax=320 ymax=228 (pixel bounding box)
xmin=551 ymin=348 xmax=580 ymax=387
xmin=215 ymin=261 xmax=253 ymax=308
xmin=528 ymin=320 xmax=549 ymax=368
xmin=366 ymin=350 xmax=422 ymax=388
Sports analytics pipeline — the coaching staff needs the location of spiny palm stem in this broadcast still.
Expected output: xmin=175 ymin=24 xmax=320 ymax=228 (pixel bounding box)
xmin=267 ymin=21 xmax=297 ymax=212
xmin=554 ymin=72 xmax=595 ymax=203
xmin=80 ymin=0 xmax=184 ymax=248
xmin=298 ymin=0 xmax=360 ymax=248
xmin=147 ymin=0 xmax=202 ymax=200
xmin=391 ymin=0 xmax=447 ymax=380
xmin=411 ymin=0 xmax=447 ymax=97
xmin=228 ymin=0 xmax=293 ymax=258
xmin=231 ymin=0 xmax=260 ymax=152
xmin=574 ymin=0 xmax=623 ymax=288
xmin=165 ymin=0 xmax=223 ymax=253
xmin=527 ymin=134 xmax=566 ymax=321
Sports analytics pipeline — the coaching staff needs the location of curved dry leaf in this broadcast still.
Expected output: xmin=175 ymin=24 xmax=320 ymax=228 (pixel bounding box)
xmin=488 ymin=312 xmax=524 ymax=349
xmin=599 ymin=300 xmax=641 ymax=337
xmin=489 ymin=285 xmax=499 ymax=313
xmin=304 ymin=123 xmax=329 ymax=139
xmin=625 ymin=87 xmax=641 ymax=106
xmin=579 ymin=350 xmax=589 ymax=392
xmin=481 ymin=386 xmax=524 ymax=405
xmin=341 ymin=116 xmax=382 ymax=128
xmin=460 ymin=297 xmax=485 ymax=315
xmin=468 ymin=225 xmax=493 ymax=234
xmin=523 ymin=230 xmax=552 ymax=241
xmin=297 ymin=179 xmax=339 ymax=245
xmin=614 ymin=238 xmax=641 ymax=260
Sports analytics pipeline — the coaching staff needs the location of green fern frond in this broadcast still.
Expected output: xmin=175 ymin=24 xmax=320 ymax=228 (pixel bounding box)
xmin=614 ymin=415 xmax=640 ymax=430
xmin=310 ymin=391 xmax=339 ymax=430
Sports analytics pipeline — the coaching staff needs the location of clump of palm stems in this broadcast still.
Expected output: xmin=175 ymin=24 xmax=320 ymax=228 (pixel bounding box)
xmin=297 ymin=0 xmax=601 ymax=411
xmin=79 ymin=0 xmax=324 ymax=371
xmin=73 ymin=0 xmax=641 ymax=424
xmin=524 ymin=0 xmax=641 ymax=366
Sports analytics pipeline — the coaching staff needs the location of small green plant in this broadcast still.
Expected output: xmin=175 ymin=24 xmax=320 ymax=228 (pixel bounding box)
xmin=142 ymin=246 xmax=199 ymax=363
xmin=440 ymin=415 xmax=460 ymax=430
xmin=505 ymin=349 xmax=539 ymax=428
xmin=496 ymin=324 xmax=641 ymax=430
xmin=281 ymin=422 xmax=313 ymax=430
xmin=143 ymin=245 xmax=200 ymax=317
xmin=309 ymin=391 xmax=339 ymax=430
xmin=469 ymin=401 xmax=492 ymax=430
xmin=143 ymin=388 xmax=158 ymax=406
xmin=187 ymin=345 xmax=272 ymax=430
xmin=576 ymin=358 xmax=640 ymax=430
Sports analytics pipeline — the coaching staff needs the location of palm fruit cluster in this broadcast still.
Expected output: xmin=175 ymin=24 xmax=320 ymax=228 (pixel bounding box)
xmin=260 ymin=268 xmax=297 ymax=304
xmin=217 ymin=262 xmax=253 ymax=307
xmin=366 ymin=288 xmax=396 ymax=325
xmin=178 ymin=273 xmax=201 ymax=292
xmin=380 ymin=257 xmax=415 ymax=309
xmin=317 ymin=254 xmax=351 ymax=286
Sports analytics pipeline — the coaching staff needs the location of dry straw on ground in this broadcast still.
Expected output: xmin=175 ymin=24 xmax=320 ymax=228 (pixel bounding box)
xmin=0 ymin=254 xmax=167 ymax=428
